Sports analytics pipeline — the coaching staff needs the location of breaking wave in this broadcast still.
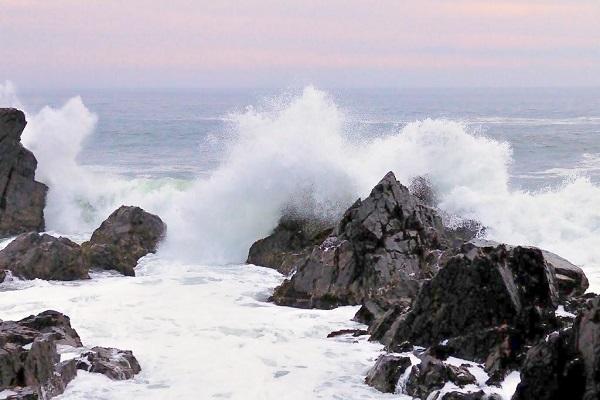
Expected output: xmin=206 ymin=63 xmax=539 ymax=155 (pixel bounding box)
xmin=2 ymin=82 xmax=600 ymax=288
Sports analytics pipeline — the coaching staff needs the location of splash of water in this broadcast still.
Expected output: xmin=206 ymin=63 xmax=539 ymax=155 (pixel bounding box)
xmin=2 ymin=82 xmax=600 ymax=289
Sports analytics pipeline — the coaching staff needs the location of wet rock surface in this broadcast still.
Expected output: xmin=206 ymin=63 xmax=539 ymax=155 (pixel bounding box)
xmin=365 ymin=354 xmax=412 ymax=393
xmin=247 ymin=217 xmax=332 ymax=275
xmin=0 ymin=233 xmax=89 ymax=281
xmin=76 ymin=346 xmax=141 ymax=380
xmin=405 ymin=354 xmax=477 ymax=399
xmin=272 ymin=172 xmax=455 ymax=309
xmin=0 ymin=109 xmax=47 ymax=238
xmin=82 ymin=205 xmax=166 ymax=276
xmin=0 ymin=311 xmax=140 ymax=399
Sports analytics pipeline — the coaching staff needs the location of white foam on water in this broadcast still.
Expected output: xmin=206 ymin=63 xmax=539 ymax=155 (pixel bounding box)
xmin=0 ymin=257 xmax=391 ymax=400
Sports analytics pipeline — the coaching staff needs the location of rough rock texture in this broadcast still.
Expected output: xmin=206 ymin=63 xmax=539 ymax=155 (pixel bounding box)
xmin=82 ymin=206 xmax=166 ymax=276
xmin=0 ymin=311 xmax=141 ymax=399
xmin=76 ymin=346 xmax=141 ymax=380
xmin=0 ymin=109 xmax=47 ymax=237
xmin=386 ymin=242 xmax=559 ymax=368
xmin=272 ymin=172 xmax=458 ymax=309
xmin=405 ymin=354 xmax=477 ymax=399
xmin=364 ymin=354 xmax=412 ymax=393
xmin=246 ymin=217 xmax=332 ymax=275
xmin=542 ymin=249 xmax=589 ymax=298
xmin=0 ymin=233 xmax=88 ymax=281
xmin=513 ymin=296 xmax=600 ymax=400
xmin=0 ymin=311 xmax=82 ymax=399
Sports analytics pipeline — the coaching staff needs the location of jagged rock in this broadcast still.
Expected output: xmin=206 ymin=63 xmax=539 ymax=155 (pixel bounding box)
xmin=272 ymin=172 xmax=453 ymax=309
xmin=0 ymin=233 xmax=88 ymax=281
xmin=82 ymin=206 xmax=166 ymax=276
xmin=440 ymin=392 xmax=487 ymax=400
xmin=246 ymin=217 xmax=332 ymax=275
xmin=0 ymin=311 xmax=82 ymax=399
xmin=0 ymin=109 xmax=47 ymax=237
xmin=386 ymin=242 xmax=559 ymax=369
xmin=76 ymin=346 xmax=141 ymax=380
xmin=405 ymin=354 xmax=477 ymax=399
xmin=409 ymin=176 xmax=437 ymax=206
xmin=365 ymin=354 xmax=412 ymax=393
xmin=0 ymin=311 xmax=140 ymax=399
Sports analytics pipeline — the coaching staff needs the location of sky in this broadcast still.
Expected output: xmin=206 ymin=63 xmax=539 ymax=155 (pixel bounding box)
xmin=1 ymin=0 xmax=599 ymax=89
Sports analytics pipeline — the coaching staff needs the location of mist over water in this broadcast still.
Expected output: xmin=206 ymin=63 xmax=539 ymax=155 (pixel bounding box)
xmin=2 ymin=82 xmax=600 ymax=288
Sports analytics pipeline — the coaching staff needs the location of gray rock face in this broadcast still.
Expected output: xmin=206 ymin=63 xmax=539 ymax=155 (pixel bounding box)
xmin=246 ymin=217 xmax=332 ymax=275
xmin=0 ymin=311 xmax=141 ymax=399
xmin=272 ymin=172 xmax=454 ymax=309
xmin=76 ymin=346 xmax=141 ymax=380
xmin=0 ymin=233 xmax=89 ymax=281
xmin=386 ymin=243 xmax=559 ymax=367
xmin=541 ymin=250 xmax=589 ymax=298
xmin=82 ymin=206 xmax=166 ymax=276
xmin=0 ymin=109 xmax=47 ymax=237
xmin=365 ymin=354 xmax=412 ymax=393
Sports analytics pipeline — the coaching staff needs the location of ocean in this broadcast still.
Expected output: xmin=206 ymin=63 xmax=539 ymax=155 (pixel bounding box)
xmin=1 ymin=84 xmax=599 ymax=399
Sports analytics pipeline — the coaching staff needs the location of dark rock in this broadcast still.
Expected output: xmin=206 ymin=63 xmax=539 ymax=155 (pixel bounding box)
xmin=82 ymin=206 xmax=166 ymax=276
xmin=326 ymin=329 xmax=368 ymax=338
xmin=76 ymin=346 xmax=141 ymax=380
xmin=247 ymin=216 xmax=332 ymax=275
xmin=272 ymin=172 xmax=451 ymax=309
xmin=0 ymin=233 xmax=88 ymax=281
xmin=405 ymin=354 xmax=476 ymax=399
xmin=0 ymin=311 xmax=81 ymax=399
xmin=365 ymin=354 xmax=412 ymax=393
xmin=386 ymin=242 xmax=559 ymax=366
xmin=441 ymin=391 xmax=487 ymax=400
xmin=541 ymin=250 xmax=589 ymax=298
xmin=0 ymin=109 xmax=47 ymax=237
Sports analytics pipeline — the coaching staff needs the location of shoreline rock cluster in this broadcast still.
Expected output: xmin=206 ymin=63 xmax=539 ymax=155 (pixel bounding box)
xmin=0 ymin=108 xmax=165 ymax=398
xmin=0 ymin=310 xmax=141 ymax=399
xmin=248 ymin=171 xmax=595 ymax=399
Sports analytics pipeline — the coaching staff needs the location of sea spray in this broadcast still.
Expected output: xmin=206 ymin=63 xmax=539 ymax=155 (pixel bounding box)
xmin=2 ymin=82 xmax=600 ymax=289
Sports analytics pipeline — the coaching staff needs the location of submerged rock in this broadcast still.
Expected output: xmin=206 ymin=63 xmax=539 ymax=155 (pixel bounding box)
xmin=0 ymin=311 xmax=141 ymax=399
xmin=76 ymin=346 xmax=141 ymax=380
xmin=0 ymin=233 xmax=89 ymax=281
xmin=272 ymin=172 xmax=453 ymax=309
xmin=82 ymin=206 xmax=166 ymax=276
xmin=365 ymin=354 xmax=412 ymax=393
xmin=0 ymin=109 xmax=47 ymax=237
xmin=246 ymin=217 xmax=332 ymax=275
xmin=405 ymin=354 xmax=476 ymax=399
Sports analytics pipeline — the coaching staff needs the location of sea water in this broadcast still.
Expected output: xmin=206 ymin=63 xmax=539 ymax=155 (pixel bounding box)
xmin=1 ymin=83 xmax=599 ymax=399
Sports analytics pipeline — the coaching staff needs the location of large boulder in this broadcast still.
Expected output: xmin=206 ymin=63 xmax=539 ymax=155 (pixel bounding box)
xmin=246 ymin=217 xmax=332 ymax=275
xmin=405 ymin=354 xmax=476 ymax=399
xmin=0 ymin=109 xmax=47 ymax=237
xmin=0 ymin=311 xmax=141 ymax=399
xmin=82 ymin=206 xmax=166 ymax=276
xmin=386 ymin=242 xmax=559 ymax=368
xmin=272 ymin=172 xmax=460 ymax=309
xmin=0 ymin=233 xmax=89 ymax=281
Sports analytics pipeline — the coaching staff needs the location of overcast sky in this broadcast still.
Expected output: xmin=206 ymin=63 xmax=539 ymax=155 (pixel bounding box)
xmin=1 ymin=0 xmax=599 ymax=89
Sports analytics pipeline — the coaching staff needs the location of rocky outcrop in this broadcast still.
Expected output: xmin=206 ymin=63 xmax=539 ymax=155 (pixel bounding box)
xmin=0 ymin=109 xmax=47 ymax=237
xmin=0 ymin=311 xmax=140 ymax=399
xmin=246 ymin=217 xmax=332 ymax=275
xmin=382 ymin=242 xmax=560 ymax=378
xmin=365 ymin=354 xmax=412 ymax=393
xmin=76 ymin=347 xmax=141 ymax=380
xmin=0 ymin=233 xmax=89 ymax=281
xmin=541 ymin=249 xmax=589 ymax=298
xmin=272 ymin=172 xmax=461 ymax=309
xmin=82 ymin=206 xmax=166 ymax=276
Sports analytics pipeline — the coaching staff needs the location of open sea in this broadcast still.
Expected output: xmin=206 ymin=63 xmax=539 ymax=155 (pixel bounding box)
xmin=1 ymin=84 xmax=599 ymax=399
